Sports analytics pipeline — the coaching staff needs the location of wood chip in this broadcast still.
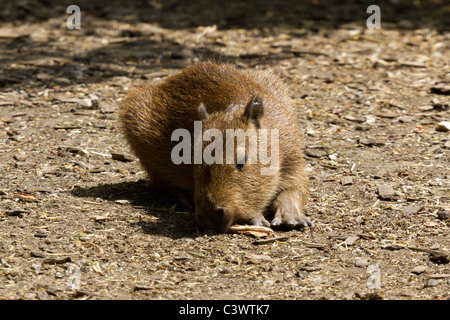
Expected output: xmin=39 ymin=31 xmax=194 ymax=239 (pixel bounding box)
xmin=376 ymin=111 xmax=398 ymax=119
xmin=358 ymin=136 xmax=385 ymax=146
xmin=305 ymin=148 xmax=328 ymax=158
xmin=252 ymin=236 xmax=289 ymax=245
xmin=402 ymin=204 xmax=425 ymax=215
xmin=5 ymin=209 xmax=30 ymax=217
xmin=378 ymin=184 xmax=395 ymax=200
xmin=344 ymin=115 xmax=366 ymax=123
xmin=133 ymin=284 xmax=153 ymax=292
xmin=246 ymin=254 xmax=272 ymax=264
xmin=43 ymin=257 xmax=72 ymax=265
xmin=53 ymin=126 xmax=82 ymax=130
xmin=398 ymin=60 xmax=427 ymax=68
xmin=298 ymin=266 xmax=322 ymax=272
xmin=341 ymin=176 xmax=353 ymax=186
xmin=111 ymin=152 xmax=135 ymax=162
xmin=381 ymin=244 xmax=405 ymax=251
xmin=228 ymin=225 xmax=274 ymax=238
xmin=428 ymin=274 xmax=450 ymax=279
xmin=93 ymin=215 xmax=109 ymax=222
xmin=344 ymin=236 xmax=359 ymax=246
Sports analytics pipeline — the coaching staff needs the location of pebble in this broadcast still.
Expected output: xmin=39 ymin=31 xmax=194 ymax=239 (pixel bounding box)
xmin=13 ymin=151 xmax=27 ymax=161
xmin=398 ymin=115 xmax=415 ymax=123
xmin=436 ymin=121 xmax=450 ymax=132
xmin=34 ymin=230 xmax=49 ymax=238
xmin=425 ymin=279 xmax=438 ymax=287
xmin=355 ymin=258 xmax=369 ymax=268
xmin=77 ymin=98 xmax=93 ymax=108
xmin=30 ymin=251 xmax=47 ymax=258
xmin=444 ymin=140 xmax=450 ymax=149
xmin=99 ymin=102 xmax=115 ymax=114
xmin=31 ymin=264 xmax=42 ymax=275
xmin=411 ymin=265 xmax=428 ymax=274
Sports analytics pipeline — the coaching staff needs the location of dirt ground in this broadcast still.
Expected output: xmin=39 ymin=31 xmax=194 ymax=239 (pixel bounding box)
xmin=0 ymin=0 xmax=449 ymax=300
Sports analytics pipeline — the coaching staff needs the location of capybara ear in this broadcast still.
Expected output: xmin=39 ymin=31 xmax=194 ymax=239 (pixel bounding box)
xmin=243 ymin=96 xmax=264 ymax=128
xmin=198 ymin=102 xmax=210 ymax=120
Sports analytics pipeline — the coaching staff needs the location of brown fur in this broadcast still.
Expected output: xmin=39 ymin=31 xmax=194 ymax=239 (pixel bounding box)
xmin=118 ymin=62 xmax=310 ymax=232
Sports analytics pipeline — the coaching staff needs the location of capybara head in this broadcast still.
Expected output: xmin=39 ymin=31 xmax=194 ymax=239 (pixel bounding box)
xmin=193 ymin=96 xmax=282 ymax=232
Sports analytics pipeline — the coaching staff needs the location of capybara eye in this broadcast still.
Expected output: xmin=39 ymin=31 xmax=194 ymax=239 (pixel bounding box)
xmin=236 ymin=152 xmax=248 ymax=170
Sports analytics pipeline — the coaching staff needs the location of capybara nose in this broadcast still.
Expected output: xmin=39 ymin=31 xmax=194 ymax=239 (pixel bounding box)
xmin=215 ymin=207 xmax=225 ymax=216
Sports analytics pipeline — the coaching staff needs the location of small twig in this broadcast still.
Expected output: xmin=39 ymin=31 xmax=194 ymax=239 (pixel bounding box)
xmin=252 ymin=236 xmax=290 ymax=245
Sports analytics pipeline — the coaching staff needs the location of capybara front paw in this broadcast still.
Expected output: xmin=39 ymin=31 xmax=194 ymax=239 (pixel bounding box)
xmin=249 ymin=216 xmax=271 ymax=228
xmin=271 ymin=192 xmax=312 ymax=229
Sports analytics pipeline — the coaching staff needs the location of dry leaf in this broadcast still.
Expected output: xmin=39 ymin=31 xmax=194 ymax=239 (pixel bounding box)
xmin=228 ymin=225 xmax=274 ymax=238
